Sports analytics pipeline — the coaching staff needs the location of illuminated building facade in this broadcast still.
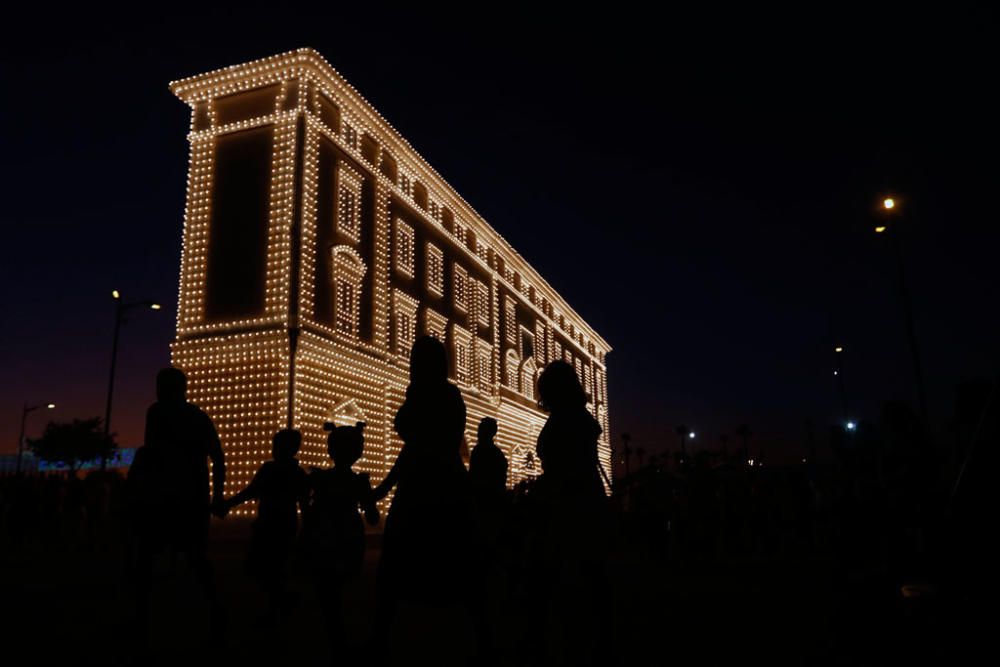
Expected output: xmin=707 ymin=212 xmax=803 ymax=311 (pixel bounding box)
xmin=169 ymin=49 xmax=611 ymax=511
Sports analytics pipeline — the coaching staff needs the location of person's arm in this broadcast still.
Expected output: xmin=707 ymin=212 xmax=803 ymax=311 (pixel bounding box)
xmin=225 ymin=468 xmax=262 ymax=512
xmin=373 ymin=450 xmax=406 ymax=500
xmin=358 ymin=473 xmax=380 ymax=525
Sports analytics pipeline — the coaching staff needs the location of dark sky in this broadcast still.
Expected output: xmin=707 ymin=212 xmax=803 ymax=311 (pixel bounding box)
xmin=2 ymin=4 xmax=998 ymax=463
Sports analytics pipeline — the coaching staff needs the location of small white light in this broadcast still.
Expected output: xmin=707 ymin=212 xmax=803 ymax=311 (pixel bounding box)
xmin=688 ymin=432 xmax=695 ymax=439
xmin=846 ymin=421 xmax=857 ymax=431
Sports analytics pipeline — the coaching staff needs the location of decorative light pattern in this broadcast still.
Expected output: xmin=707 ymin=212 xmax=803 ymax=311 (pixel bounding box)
xmin=393 ymin=218 xmax=414 ymax=278
xmin=336 ymin=163 xmax=362 ymax=242
xmin=453 ymin=264 xmax=469 ymax=312
xmin=168 ymin=49 xmax=614 ymax=510
xmin=426 ymin=243 xmax=444 ymax=296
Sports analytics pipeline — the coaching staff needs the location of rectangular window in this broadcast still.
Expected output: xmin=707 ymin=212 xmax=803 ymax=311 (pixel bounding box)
xmin=453 ymin=265 xmax=468 ymax=311
xmin=475 ymin=281 xmax=490 ymax=328
xmin=343 ymin=124 xmax=358 ymax=149
xmin=335 ymin=281 xmax=356 ymax=336
xmin=394 ymin=219 xmax=414 ymax=277
xmin=426 ymin=243 xmax=444 ymax=296
xmin=504 ymin=297 xmax=517 ymax=345
xmin=520 ymin=327 xmax=534 ymax=362
xmin=393 ymin=290 xmax=418 ymax=357
xmin=452 ymin=324 xmax=472 ymax=386
xmin=424 ymin=307 xmax=448 ymax=340
xmin=336 ymin=165 xmax=362 ymax=242
xmin=476 ymin=341 xmax=492 ymax=394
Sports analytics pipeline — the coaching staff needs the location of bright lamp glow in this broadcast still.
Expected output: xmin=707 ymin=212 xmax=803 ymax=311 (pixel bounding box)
xmin=846 ymin=421 xmax=857 ymax=431
xmin=688 ymin=432 xmax=695 ymax=439
xmin=883 ymin=198 xmax=895 ymax=210
xmin=150 ymin=303 xmax=162 ymax=310
xmin=46 ymin=403 xmax=55 ymax=409
xmin=112 ymin=289 xmax=120 ymax=299
xmin=835 ymin=346 xmax=844 ymax=353
xmin=875 ymin=226 xmax=887 ymax=233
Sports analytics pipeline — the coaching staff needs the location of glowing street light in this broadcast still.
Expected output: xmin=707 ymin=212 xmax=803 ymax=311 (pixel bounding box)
xmin=846 ymin=421 xmax=857 ymax=432
xmin=688 ymin=431 xmax=696 ymax=439
xmin=16 ymin=402 xmax=55 ymax=474
xmin=835 ymin=346 xmax=844 ymax=353
xmin=883 ymin=198 xmax=895 ymax=210
xmin=105 ymin=290 xmax=163 ymax=451
xmin=874 ymin=226 xmax=887 ymax=234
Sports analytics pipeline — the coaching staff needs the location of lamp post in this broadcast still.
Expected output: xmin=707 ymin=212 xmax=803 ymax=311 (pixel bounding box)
xmin=16 ymin=402 xmax=55 ymax=475
xmin=104 ymin=290 xmax=161 ymax=444
xmin=875 ymin=197 xmax=928 ymax=422
xmin=834 ymin=345 xmax=849 ymax=421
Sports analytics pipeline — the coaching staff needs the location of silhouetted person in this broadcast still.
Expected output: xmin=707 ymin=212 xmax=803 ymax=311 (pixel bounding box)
xmin=372 ymin=336 xmax=484 ymax=655
xmin=127 ymin=367 xmax=226 ymax=642
xmin=302 ymin=421 xmax=378 ymax=648
xmin=524 ymin=360 xmax=610 ymax=665
xmin=470 ymin=417 xmax=508 ymax=499
xmin=223 ymin=428 xmax=308 ymax=625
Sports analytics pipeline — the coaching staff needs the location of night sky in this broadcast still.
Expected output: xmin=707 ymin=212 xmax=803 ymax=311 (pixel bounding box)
xmin=2 ymin=4 xmax=997 ymax=465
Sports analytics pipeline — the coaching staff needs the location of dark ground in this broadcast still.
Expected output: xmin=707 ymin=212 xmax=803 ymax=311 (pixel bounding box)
xmin=0 ymin=515 xmax=971 ymax=666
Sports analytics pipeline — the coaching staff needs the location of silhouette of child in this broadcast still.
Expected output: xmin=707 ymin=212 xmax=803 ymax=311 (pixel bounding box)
xmin=302 ymin=421 xmax=378 ymax=646
xmin=470 ymin=417 xmax=508 ymax=500
xmin=224 ymin=428 xmax=308 ymax=624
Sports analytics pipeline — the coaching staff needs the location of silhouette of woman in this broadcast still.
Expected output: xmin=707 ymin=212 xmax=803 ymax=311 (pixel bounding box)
xmin=523 ymin=360 xmax=610 ymax=664
xmin=372 ymin=336 xmax=476 ymax=644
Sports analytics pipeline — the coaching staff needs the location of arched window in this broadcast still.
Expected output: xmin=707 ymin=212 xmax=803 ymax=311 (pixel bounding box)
xmin=520 ymin=357 xmax=537 ymax=400
xmin=330 ymin=246 xmax=366 ymax=338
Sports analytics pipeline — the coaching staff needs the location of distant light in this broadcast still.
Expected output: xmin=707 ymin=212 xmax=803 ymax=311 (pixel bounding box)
xmin=883 ymin=198 xmax=895 ymax=210
xmin=46 ymin=403 xmax=55 ymax=409
xmin=112 ymin=289 xmax=120 ymax=299
xmin=802 ymin=458 xmax=807 ymax=463
xmin=748 ymin=459 xmax=754 ymax=466
xmin=846 ymin=421 xmax=857 ymax=431
xmin=833 ymin=370 xmax=839 ymax=376
xmin=150 ymin=303 xmax=162 ymax=310
xmin=688 ymin=432 xmax=696 ymax=439
xmin=835 ymin=346 xmax=844 ymax=353
xmin=875 ymin=226 xmax=887 ymax=233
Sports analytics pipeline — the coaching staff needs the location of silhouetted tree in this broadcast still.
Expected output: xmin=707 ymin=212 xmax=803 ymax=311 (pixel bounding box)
xmin=28 ymin=418 xmax=116 ymax=474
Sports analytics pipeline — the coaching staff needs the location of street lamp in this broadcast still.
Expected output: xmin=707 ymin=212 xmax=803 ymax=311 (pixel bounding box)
xmin=846 ymin=421 xmax=857 ymax=432
xmin=105 ymin=290 xmax=162 ymax=441
xmin=875 ymin=197 xmax=928 ymax=421
xmin=16 ymin=402 xmax=55 ymax=474
xmin=834 ymin=345 xmax=850 ymax=421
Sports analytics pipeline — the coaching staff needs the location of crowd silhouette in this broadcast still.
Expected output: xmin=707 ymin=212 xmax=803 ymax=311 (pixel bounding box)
xmin=1 ymin=339 xmax=996 ymax=666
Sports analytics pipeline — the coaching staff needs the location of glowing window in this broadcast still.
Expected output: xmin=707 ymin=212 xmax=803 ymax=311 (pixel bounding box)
xmin=426 ymin=243 xmax=444 ymax=296
xmin=330 ymin=246 xmax=366 ymax=338
xmin=475 ymin=280 xmax=490 ymax=328
xmin=453 ymin=264 xmax=468 ymax=311
xmin=336 ymin=165 xmax=362 ymax=242
xmin=504 ymin=297 xmax=517 ymax=344
xmin=394 ymin=219 xmax=414 ymax=278
xmin=393 ymin=290 xmax=418 ymax=357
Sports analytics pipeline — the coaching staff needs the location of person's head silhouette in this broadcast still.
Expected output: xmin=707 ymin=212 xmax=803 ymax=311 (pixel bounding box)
xmin=156 ymin=367 xmax=187 ymax=403
xmin=538 ymin=360 xmax=587 ymax=413
xmin=325 ymin=421 xmax=366 ymax=468
xmin=272 ymin=429 xmax=301 ymax=461
xmin=477 ymin=417 xmax=498 ymax=444
xmin=409 ymin=335 xmax=448 ymax=385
